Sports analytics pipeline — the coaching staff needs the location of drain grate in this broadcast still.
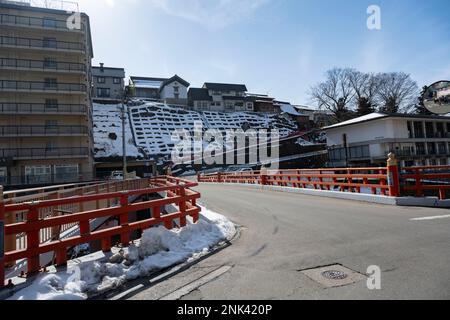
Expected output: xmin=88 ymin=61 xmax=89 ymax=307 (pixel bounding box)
xmin=321 ymin=270 xmax=348 ymax=280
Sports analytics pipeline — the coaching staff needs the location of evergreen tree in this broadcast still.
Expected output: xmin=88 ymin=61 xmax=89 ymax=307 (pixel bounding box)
xmin=357 ymin=97 xmax=375 ymax=116
xmin=380 ymin=97 xmax=399 ymax=114
xmin=414 ymin=86 xmax=433 ymax=115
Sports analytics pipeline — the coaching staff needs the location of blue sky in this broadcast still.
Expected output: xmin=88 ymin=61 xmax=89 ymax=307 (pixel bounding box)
xmin=78 ymin=0 xmax=450 ymax=106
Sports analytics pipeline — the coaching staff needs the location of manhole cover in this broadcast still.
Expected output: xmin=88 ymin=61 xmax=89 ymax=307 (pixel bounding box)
xmin=321 ymin=270 xmax=348 ymax=280
xmin=300 ymin=264 xmax=366 ymax=288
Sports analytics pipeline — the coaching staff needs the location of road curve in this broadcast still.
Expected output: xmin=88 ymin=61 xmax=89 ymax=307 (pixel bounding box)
xmin=128 ymin=184 xmax=450 ymax=300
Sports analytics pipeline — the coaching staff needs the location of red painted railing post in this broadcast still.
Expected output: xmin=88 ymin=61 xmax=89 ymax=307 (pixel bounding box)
xmin=0 ymin=186 xmax=5 ymax=288
xmin=197 ymin=173 xmax=201 ymax=182
xmin=387 ymin=153 xmax=400 ymax=197
xmin=120 ymin=193 xmax=130 ymax=245
xmin=261 ymin=172 xmax=268 ymax=186
xmin=179 ymin=187 xmax=187 ymax=228
xmin=27 ymin=205 xmax=41 ymax=275
xmin=217 ymin=172 xmax=222 ymax=183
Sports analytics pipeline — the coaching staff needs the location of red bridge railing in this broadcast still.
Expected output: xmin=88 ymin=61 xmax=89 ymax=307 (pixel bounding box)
xmin=0 ymin=176 xmax=201 ymax=288
xmin=199 ymin=168 xmax=392 ymax=196
xmin=198 ymin=160 xmax=450 ymax=201
xmin=401 ymin=165 xmax=450 ymax=200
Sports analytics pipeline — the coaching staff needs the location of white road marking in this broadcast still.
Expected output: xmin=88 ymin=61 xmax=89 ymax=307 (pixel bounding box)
xmin=410 ymin=214 xmax=450 ymax=221
xmin=159 ymin=265 xmax=232 ymax=300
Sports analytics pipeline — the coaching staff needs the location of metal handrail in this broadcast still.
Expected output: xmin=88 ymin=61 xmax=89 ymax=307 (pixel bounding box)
xmin=0 ymin=147 xmax=89 ymax=159
xmin=0 ymin=80 xmax=87 ymax=92
xmin=0 ymin=13 xmax=85 ymax=31
xmin=0 ymin=126 xmax=88 ymax=136
xmin=0 ymin=36 xmax=85 ymax=51
xmin=0 ymin=103 xmax=86 ymax=114
xmin=0 ymin=58 xmax=86 ymax=72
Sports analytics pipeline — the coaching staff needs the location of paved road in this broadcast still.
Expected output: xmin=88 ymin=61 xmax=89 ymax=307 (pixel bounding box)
xmin=125 ymin=184 xmax=450 ymax=300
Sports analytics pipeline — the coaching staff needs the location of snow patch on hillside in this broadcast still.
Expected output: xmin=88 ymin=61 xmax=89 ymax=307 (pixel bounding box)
xmin=93 ymin=103 xmax=142 ymax=158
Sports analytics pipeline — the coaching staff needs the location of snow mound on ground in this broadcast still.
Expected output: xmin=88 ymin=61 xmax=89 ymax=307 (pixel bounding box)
xmin=9 ymin=206 xmax=235 ymax=301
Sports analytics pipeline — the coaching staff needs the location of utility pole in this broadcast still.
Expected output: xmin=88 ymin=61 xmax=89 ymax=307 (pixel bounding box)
xmin=121 ymin=102 xmax=127 ymax=181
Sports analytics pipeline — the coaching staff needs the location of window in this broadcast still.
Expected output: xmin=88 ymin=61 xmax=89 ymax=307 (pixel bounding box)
xmin=43 ymin=18 xmax=57 ymax=28
xmin=46 ymin=141 xmax=57 ymax=150
xmin=174 ymin=93 xmax=180 ymax=100
xmin=54 ymin=164 xmax=79 ymax=183
xmin=97 ymin=76 xmax=106 ymax=84
xmin=416 ymin=143 xmax=426 ymax=155
xmin=45 ymin=120 xmax=58 ymax=128
xmin=0 ymin=167 xmax=6 ymax=185
xmin=113 ymin=77 xmax=121 ymax=84
xmin=174 ymin=86 xmax=179 ymax=93
xmin=25 ymin=166 xmax=52 ymax=184
xmin=45 ymin=99 xmax=58 ymax=109
xmin=44 ymin=78 xmax=57 ymax=88
xmin=246 ymin=103 xmax=254 ymax=110
xmin=97 ymin=88 xmax=110 ymax=98
xmin=413 ymin=122 xmax=424 ymax=138
xmin=44 ymin=58 xmax=57 ymax=69
xmin=43 ymin=37 xmax=57 ymax=48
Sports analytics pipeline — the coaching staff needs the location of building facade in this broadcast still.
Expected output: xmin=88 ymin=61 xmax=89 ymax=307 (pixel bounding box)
xmin=92 ymin=63 xmax=125 ymax=102
xmin=0 ymin=0 xmax=95 ymax=187
xmin=188 ymin=83 xmax=254 ymax=112
xmin=324 ymin=113 xmax=450 ymax=168
xmin=129 ymin=75 xmax=189 ymax=106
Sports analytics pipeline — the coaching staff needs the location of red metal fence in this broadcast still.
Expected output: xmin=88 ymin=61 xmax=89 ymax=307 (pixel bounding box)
xmin=198 ymin=164 xmax=450 ymax=200
xmin=400 ymin=165 xmax=450 ymax=200
xmin=199 ymin=168 xmax=392 ymax=196
xmin=0 ymin=176 xmax=201 ymax=287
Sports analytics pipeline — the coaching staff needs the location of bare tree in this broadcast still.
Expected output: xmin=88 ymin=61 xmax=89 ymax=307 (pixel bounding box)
xmin=377 ymin=72 xmax=419 ymax=114
xmin=348 ymin=71 xmax=381 ymax=110
xmin=309 ymin=68 xmax=356 ymax=121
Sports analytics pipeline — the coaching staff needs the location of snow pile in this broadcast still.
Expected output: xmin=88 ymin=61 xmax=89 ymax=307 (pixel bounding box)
xmin=9 ymin=207 xmax=236 ymax=301
xmin=93 ymin=103 xmax=142 ymax=158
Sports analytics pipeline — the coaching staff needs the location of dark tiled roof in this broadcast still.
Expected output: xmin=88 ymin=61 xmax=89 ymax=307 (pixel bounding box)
xmin=188 ymin=88 xmax=212 ymax=101
xmin=161 ymin=75 xmax=190 ymax=89
xmin=203 ymin=83 xmax=247 ymax=92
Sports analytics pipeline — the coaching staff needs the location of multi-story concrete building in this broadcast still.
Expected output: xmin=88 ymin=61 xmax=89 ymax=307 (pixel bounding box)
xmin=92 ymin=63 xmax=125 ymax=103
xmin=0 ymin=0 xmax=94 ymax=187
xmin=323 ymin=113 xmax=450 ymax=168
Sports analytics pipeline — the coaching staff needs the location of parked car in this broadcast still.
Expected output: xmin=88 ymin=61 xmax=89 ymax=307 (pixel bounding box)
xmin=110 ymin=171 xmax=124 ymax=180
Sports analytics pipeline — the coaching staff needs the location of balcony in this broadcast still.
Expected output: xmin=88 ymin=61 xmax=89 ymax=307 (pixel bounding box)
xmin=0 ymin=147 xmax=89 ymax=160
xmin=0 ymin=80 xmax=87 ymax=94
xmin=0 ymin=13 xmax=85 ymax=33
xmin=0 ymin=125 xmax=88 ymax=137
xmin=0 ymin=36 xmax=85 ymax=53
xmin=0 ymin=103 xmax=87 ymax=115
xmin=0 ymin=58 xmax=86 ymax=74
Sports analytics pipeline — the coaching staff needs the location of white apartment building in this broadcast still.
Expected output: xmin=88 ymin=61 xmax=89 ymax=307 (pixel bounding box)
xmin=323 ymin=113 xmax=450 ymax=167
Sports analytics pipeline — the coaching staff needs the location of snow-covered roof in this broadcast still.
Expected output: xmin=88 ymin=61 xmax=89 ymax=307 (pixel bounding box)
xmin=323 ymin=112 xmax=450 ymax=130
xmin=323 ymin=113 xmax=388 ymax=130
xmin=133 ymin=79 xmax=164 ymax=89
xmin=280 ymin=104 xmax=303 ymax=116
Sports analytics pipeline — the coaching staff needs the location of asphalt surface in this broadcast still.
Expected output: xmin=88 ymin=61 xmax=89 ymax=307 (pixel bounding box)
xmin=125 ymin=184 xmax=450 ymax=300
